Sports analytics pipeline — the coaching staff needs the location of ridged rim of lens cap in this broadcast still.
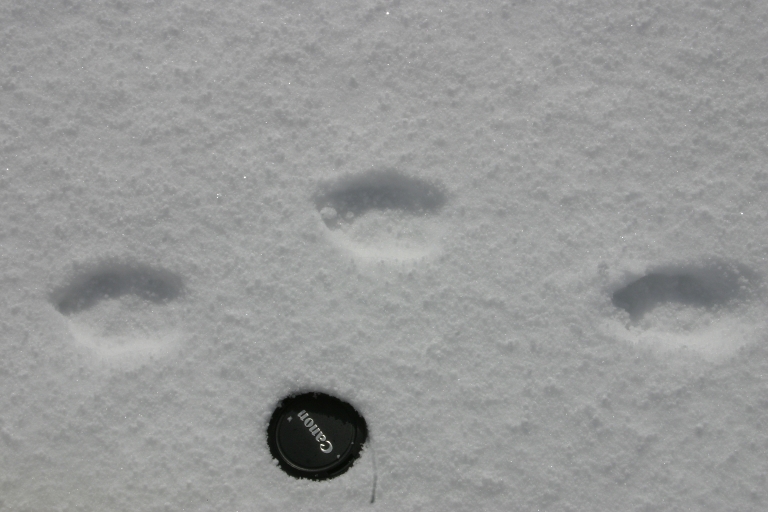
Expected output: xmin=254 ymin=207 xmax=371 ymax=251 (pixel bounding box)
xmin=267 ymin=392 xmax=368 ymax=480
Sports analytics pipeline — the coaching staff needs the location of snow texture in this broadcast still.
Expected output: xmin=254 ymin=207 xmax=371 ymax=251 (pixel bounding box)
xmin=1 ymin=0 xmax=768 ymax=510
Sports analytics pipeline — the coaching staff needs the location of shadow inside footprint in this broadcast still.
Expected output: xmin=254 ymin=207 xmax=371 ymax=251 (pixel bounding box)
xmin=314 ymin=169 xmax=447 ymax=229
xmin=53 ymin=264 xmax=183 ymax=315
xmin=611 ymin=263 xmax=752 ymax=323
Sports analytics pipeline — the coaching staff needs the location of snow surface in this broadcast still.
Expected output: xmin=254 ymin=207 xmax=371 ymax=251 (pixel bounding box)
xmin=2 ymin=0 xmax=768 ymax=510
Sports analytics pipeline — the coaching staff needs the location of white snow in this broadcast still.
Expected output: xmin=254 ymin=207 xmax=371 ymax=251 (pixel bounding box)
xmin=1 ymin=0 xmax=768 ymax=510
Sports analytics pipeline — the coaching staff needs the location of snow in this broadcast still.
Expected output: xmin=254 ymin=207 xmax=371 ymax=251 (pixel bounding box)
xmin=1 ymin=0 xmax=768 ymax=510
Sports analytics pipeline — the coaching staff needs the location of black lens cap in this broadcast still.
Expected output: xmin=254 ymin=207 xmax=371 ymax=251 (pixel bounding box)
xmin=267 ymin=392 xmax=368 ymax=480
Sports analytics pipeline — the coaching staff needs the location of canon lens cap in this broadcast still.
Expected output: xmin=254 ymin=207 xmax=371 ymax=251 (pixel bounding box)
xmin=267 ymin=392 xmax=368 ymax=480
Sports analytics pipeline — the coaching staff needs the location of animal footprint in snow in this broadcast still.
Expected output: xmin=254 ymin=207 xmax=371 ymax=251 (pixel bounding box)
xmin=608 ymin=261 xmax=764 ymax=361
xmin=52 ymin=262 xmax=184 ymax=365
xmin=314 ymin=169 xmax=447 ymax=263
